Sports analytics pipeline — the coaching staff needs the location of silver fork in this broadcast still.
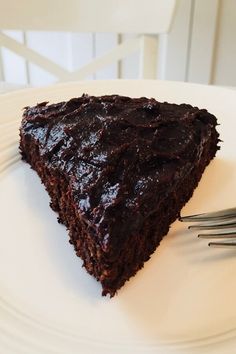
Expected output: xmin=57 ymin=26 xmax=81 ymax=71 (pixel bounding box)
xmin=180 ymin=207 xmax=236 ymax=248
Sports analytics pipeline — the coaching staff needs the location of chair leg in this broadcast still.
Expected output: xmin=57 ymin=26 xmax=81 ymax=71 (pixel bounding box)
xmin=23 ymin=31 xmax=31 ymax=85
xmin=139 ymin=35 xmax=158 ymax=79
xmin=0 ymin=46 xmax=5 ymax=81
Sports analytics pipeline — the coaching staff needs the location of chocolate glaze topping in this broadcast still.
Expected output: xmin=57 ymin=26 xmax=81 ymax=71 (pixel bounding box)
xmin=22 ymin=94 xmax=219 ymax=253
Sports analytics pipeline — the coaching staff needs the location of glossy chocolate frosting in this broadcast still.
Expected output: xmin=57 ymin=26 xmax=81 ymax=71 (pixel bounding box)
xmin=22 ymin=94 xmax=218 ymax=251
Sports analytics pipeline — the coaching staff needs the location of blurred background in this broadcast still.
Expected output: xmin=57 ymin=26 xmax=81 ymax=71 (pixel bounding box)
xmin=0 ymin=0 xmax=235 ymax=89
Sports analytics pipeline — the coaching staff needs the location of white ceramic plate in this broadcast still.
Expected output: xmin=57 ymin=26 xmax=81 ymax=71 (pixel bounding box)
xmin=1 ymin=80 xmax=236 ymax=354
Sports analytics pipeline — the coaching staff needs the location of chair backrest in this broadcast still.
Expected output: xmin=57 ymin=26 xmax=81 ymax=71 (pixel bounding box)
xmin=0 ymin=0 xmax=176 ymax=82
xmin=0 ymin=0 xmax=176 ymax=33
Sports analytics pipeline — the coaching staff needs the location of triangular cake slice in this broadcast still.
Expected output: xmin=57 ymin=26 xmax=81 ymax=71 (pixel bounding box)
xmin=20 ymin=94 xmax=219 ymax=296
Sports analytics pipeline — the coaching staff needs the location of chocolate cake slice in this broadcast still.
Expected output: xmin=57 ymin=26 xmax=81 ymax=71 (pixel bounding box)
xmin=19 ymin=94 xmax=219 ymax=296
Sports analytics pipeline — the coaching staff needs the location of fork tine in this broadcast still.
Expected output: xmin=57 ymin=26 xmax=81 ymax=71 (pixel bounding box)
xmin=180 ymin=207 xmax=236 ymax=222
xmin=198 ymin=230 xmax=236 ymax=239
xmin=188 ymin=218 xmax=236 ymax=230
xmin=209 ymin=241 xmax=236 ymax=248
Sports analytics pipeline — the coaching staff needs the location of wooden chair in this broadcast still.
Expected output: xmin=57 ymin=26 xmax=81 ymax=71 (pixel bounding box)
xmin=0 ymin=0 xmax=176 ymax=84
